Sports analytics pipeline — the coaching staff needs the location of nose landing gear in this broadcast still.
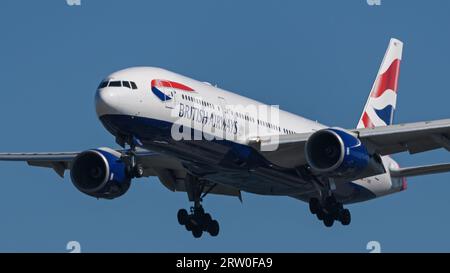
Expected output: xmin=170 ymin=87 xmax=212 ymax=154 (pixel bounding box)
xmin=118 ymin=135 xmax=145 ymax=178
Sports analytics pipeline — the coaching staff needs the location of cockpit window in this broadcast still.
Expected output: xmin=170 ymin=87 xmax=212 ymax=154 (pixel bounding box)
xmin=122 ymin=81 xmax=131 ymax=89
xmin=98 ymin=80 xmax=109 ymax=89
xmin=99 ymin=79 xmax=137 ymax=89
xmin=109 ymin=81 xmax=122 ymax=87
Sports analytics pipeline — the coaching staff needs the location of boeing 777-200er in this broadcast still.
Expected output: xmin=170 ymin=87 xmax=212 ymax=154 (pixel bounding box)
xmin=2 ymin=38 xmax=450 ymax=238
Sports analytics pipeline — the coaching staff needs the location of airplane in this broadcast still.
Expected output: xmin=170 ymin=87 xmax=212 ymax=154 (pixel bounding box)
xmin=2 ymin=38 xmax=450 ymax=238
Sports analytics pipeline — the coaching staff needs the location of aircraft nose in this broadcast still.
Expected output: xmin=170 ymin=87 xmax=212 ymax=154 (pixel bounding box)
xmin=95 ymin=87 xmax=122 ymax=117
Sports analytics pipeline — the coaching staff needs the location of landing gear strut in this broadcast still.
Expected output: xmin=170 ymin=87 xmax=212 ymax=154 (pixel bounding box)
xmin=177 ymin=175 xmax=220 ymax=238
xmin=309 ymin=196 xmax=351 ymax=227
xmin=119 ymin=135 xmax=144 ymax=178
xmin=127 ymin=149 xmax=144 ymax=178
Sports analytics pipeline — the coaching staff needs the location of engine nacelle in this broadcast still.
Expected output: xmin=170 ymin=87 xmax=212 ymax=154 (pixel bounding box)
xmin=70 ymin=148 xmax=131 ymax=199
xmin=305 ymin=128 xmax=378 ymax=178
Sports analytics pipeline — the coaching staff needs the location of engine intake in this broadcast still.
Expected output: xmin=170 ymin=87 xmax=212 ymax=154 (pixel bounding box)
xmin=305 ymin=128 xmax=371 ymax=177
xmin=70 ymin=148 xmax=131 ymax=199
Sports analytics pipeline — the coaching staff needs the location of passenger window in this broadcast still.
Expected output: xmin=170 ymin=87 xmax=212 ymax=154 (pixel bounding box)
xmin=130 ymin=82 xmax=138 ymax=89
xmin=123 ymin=81 xmax=131 ymax=89
xmin=109 ymin=81 xmax=122 ymax=87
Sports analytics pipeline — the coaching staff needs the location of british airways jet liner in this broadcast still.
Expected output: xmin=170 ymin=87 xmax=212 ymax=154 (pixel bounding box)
xmin=2 ymin=38 xmax=450 ymax=238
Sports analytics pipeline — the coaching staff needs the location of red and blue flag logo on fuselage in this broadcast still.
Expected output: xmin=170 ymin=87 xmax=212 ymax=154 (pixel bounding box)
xmin=151 ymin=79 xmax=195 ymax=102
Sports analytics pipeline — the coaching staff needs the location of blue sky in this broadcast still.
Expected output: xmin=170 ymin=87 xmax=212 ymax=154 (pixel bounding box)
xmin=0 ymin=0 xmax=449 ymax=252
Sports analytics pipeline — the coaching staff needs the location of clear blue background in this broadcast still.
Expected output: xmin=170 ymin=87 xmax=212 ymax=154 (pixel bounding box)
xmin=0 ymin=0 xmax=449 ymax=252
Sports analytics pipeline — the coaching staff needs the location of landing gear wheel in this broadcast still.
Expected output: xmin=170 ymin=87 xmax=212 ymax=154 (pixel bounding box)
xmin=325 ymin=196 xmax=338 ymax=213
xmin=309 ymin=198 xmax=321 ymax=215
xmin=121 ymin=137 xmax=145 ymax=178
xmin=311 ymin=193 xmax=352 ymax=227
xmin=207 ymin=220 xmax=220 ymax=237
xmin=133 ymin=164 xmax=144 ymax=178
xmin=192 ymin=227 xmax=203 ymax=238
xmin=323 ymin=214 xmax=334 ymax=227
xmin=316 ymin=210 xmax=325 ymax=221
xmin=340 ymin=209 xmax=351 ymax=226
xmin=185 ymin=221 xmax=193 ymax=231
xmin=177 ymin=209 xmax=189 ymax=225
xmin=203 ymin=213 xmax=212 ymax=224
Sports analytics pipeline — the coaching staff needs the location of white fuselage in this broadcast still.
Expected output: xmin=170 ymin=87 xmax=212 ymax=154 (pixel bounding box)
xmin=95 ymin=67 xmax=405 ymax=203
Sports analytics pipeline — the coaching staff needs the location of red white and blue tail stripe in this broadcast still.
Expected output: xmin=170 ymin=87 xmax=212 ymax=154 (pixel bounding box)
xmin=357 ymin=38 xmax=403 ymax=129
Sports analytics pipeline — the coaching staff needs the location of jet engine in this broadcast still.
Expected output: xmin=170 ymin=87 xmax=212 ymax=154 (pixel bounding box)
xmin=305 ymin=128 xmax=384 ymax=179
xmin=70 ymin=148 xmax=131 ymax=199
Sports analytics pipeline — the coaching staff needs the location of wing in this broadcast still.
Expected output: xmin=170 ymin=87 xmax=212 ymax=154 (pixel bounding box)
xmin=0 ymin=149 xmax=241 ymax=198
xmin=252 ymin=119 xmax=450 ymax=168
xmin=0 ymin=152 xmax=77 ymax=177
xmin=355 ymin=118 xmax=450 ymax=155
xmin=249 ymin=133 xmax=311 ymax=168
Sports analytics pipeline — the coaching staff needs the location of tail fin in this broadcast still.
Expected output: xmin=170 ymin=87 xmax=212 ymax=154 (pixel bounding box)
xmin=357 ymin=38 xmax=403 ymax=129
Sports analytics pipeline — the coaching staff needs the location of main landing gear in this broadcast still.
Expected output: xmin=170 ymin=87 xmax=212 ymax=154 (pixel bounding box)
xmin=177 ymin=206 xmax=220 ymax=238
xmin=298 ymin=168 xmax=351 ymax=228
xmin=177 ymin=175 xmax=220 ymax=238
xmin=309 ymin=196 xmax=351 ymax=227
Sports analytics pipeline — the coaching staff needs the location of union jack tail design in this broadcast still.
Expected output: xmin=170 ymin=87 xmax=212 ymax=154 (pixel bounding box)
xmin=357 ymin=38 xmax=403 ymax=129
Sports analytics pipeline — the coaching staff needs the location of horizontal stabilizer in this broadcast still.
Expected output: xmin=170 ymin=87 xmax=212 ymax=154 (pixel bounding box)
xmin=390 ymin=163 xmax=450 ymax=178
